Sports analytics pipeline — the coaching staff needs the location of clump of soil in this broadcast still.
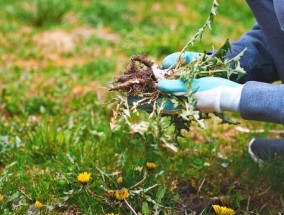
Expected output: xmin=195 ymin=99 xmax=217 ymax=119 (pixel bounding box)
xmin=109 ymin=55 xmax=158 ymax=95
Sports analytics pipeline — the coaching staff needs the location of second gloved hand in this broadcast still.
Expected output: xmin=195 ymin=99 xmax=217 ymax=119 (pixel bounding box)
xmin=162 ymin=51 xmax=201 ymax=69
xmin=158 ymin=77 xmax=244 ymax=113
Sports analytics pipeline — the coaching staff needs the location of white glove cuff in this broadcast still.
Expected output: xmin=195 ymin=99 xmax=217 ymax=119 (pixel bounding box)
xmin=220 ymin=85 xmax=244 ymax=112
xmin=194 ymin=85 xmax=243 ymax=113
xmin=194 ymin=88 xmax=223 ymax=113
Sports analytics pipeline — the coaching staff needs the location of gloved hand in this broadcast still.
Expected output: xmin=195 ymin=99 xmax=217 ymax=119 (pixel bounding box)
xmin=158 ymin=77 xmax=243 ymax=113
xmin=162 ymin=51 xmax=201 ymax=69
xmin=160 ymin=51 xmax=243 ymax=113
xmin=127 ymin=52 xmax=202 ymax=114
xmin=128 ymin=51 xmax=243 ymax=114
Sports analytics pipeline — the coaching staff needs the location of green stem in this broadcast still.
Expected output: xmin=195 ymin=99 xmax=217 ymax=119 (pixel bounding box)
xmin=129 ymin=172 xmax=147 ymax=190
xmin=124 ymin=199 xmax=138 ymax=215
xmin=166 ymin=0 xmax=219 ymax=71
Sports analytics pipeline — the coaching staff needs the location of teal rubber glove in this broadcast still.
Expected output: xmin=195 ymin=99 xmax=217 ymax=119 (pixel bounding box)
xmin=162 ymin=51 xmax=201 ymax=69
xmin=157 ymin=77 xmax=243 ymax=113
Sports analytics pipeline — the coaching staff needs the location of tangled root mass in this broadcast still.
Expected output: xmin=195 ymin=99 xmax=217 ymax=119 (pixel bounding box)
xmin=109 ymin=56 xmax=158 ymax=95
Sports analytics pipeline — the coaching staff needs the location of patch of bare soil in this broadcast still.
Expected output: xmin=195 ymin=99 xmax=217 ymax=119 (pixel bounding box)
xmin=33 ymin=30 xmax=75 ymax=54
xmin=59 ymin=205 xmax=82 ymax=215
xmin=176 ymin=171 xmax=284 ymax=214
xmin=1 ymin=24 xmax=121 ymax=70
xmin=70 ymin=80 xmax=106 ymax=101
xmin=33 ymin=26 xmax=119 ymax=56
xmin=176 ymin=180 xmax=211 ymax=214
xmin=10 ymin=57 xmax=90 ymax=70
xmin=0 ymin=26 xmax=120 ymax=69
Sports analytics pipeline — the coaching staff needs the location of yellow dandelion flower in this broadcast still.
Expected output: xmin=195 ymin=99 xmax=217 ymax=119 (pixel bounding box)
xmin=212 ymin=205 xmax=235 ymax=215
xmin=34 ymin=201 xmax=43 ymax=209
xmin=77 ymin=172 xmax=91 ymax=185
xmin=146 ymin=162 xmax=157 ymax=170
xmin=0 ymin=194 xmax=3 ymax=203
xmin=115 ymin=188 xmax=129 ymax=201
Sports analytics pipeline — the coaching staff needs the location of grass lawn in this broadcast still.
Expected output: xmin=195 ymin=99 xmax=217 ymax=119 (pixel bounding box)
xmin=1 ymin=0 xmax=284 ymax=214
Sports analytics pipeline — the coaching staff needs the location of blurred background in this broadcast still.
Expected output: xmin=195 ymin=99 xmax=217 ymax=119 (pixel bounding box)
xmin=4 ymin=0 xmax=284 ymax=214
xmin=0 ymin=0 xmax=255 ymax=88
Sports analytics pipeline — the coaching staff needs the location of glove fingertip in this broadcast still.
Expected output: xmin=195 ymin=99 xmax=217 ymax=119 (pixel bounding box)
xmin=186 ymin=52 xmax=201 ymax=62
xmin=162 ymin=52 xmax=180 ymax=69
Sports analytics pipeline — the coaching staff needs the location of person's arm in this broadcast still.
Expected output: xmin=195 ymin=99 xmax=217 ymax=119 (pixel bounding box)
xmin=234 ymin=0 xmax=284 ymax=124
xmin=157 ymin=78 xmax=284 ymax=125
xmin=228 ymin=24 xmax=279 ymax=84
xmin=240 ymin=81 xmax=284 ymax=124
xmin=133 ymin=1 xmax=284 ymax=124
xmin=245 ymin=0 xmax=284 ymax=82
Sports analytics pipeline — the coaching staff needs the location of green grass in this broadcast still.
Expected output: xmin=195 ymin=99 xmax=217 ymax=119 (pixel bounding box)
xmin=6 ymin=0 xmax=71 ymax=27
xmin=1 ymin=0 xmax=284 ymax=214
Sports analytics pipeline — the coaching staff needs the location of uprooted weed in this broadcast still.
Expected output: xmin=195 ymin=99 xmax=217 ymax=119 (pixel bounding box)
xmin=109 ymin=56 xmax=157 ymax=95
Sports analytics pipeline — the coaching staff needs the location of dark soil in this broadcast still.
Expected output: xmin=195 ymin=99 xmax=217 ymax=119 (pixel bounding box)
xmin=175 ymin=172 xmax=284 ymax=214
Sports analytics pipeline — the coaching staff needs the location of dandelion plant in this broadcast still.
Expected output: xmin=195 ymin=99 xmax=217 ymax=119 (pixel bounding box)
xmin=109 ymin=0 xmax=246 ymax=141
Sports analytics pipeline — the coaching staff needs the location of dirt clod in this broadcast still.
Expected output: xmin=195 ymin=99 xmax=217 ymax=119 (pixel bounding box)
xmin=109 ymin=55 xmax=157 ymax=95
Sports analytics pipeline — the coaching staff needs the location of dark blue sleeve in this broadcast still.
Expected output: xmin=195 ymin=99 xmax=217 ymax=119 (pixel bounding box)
xmin=228 ymin=24 xmax=279 ymax=84
xmin=232 ymin=0 xmax=284 ymax=124
xmin=245 ymin=0 xmax=284 ymax=82
xmin=240 ymin=81 xmax=284 ymax=124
